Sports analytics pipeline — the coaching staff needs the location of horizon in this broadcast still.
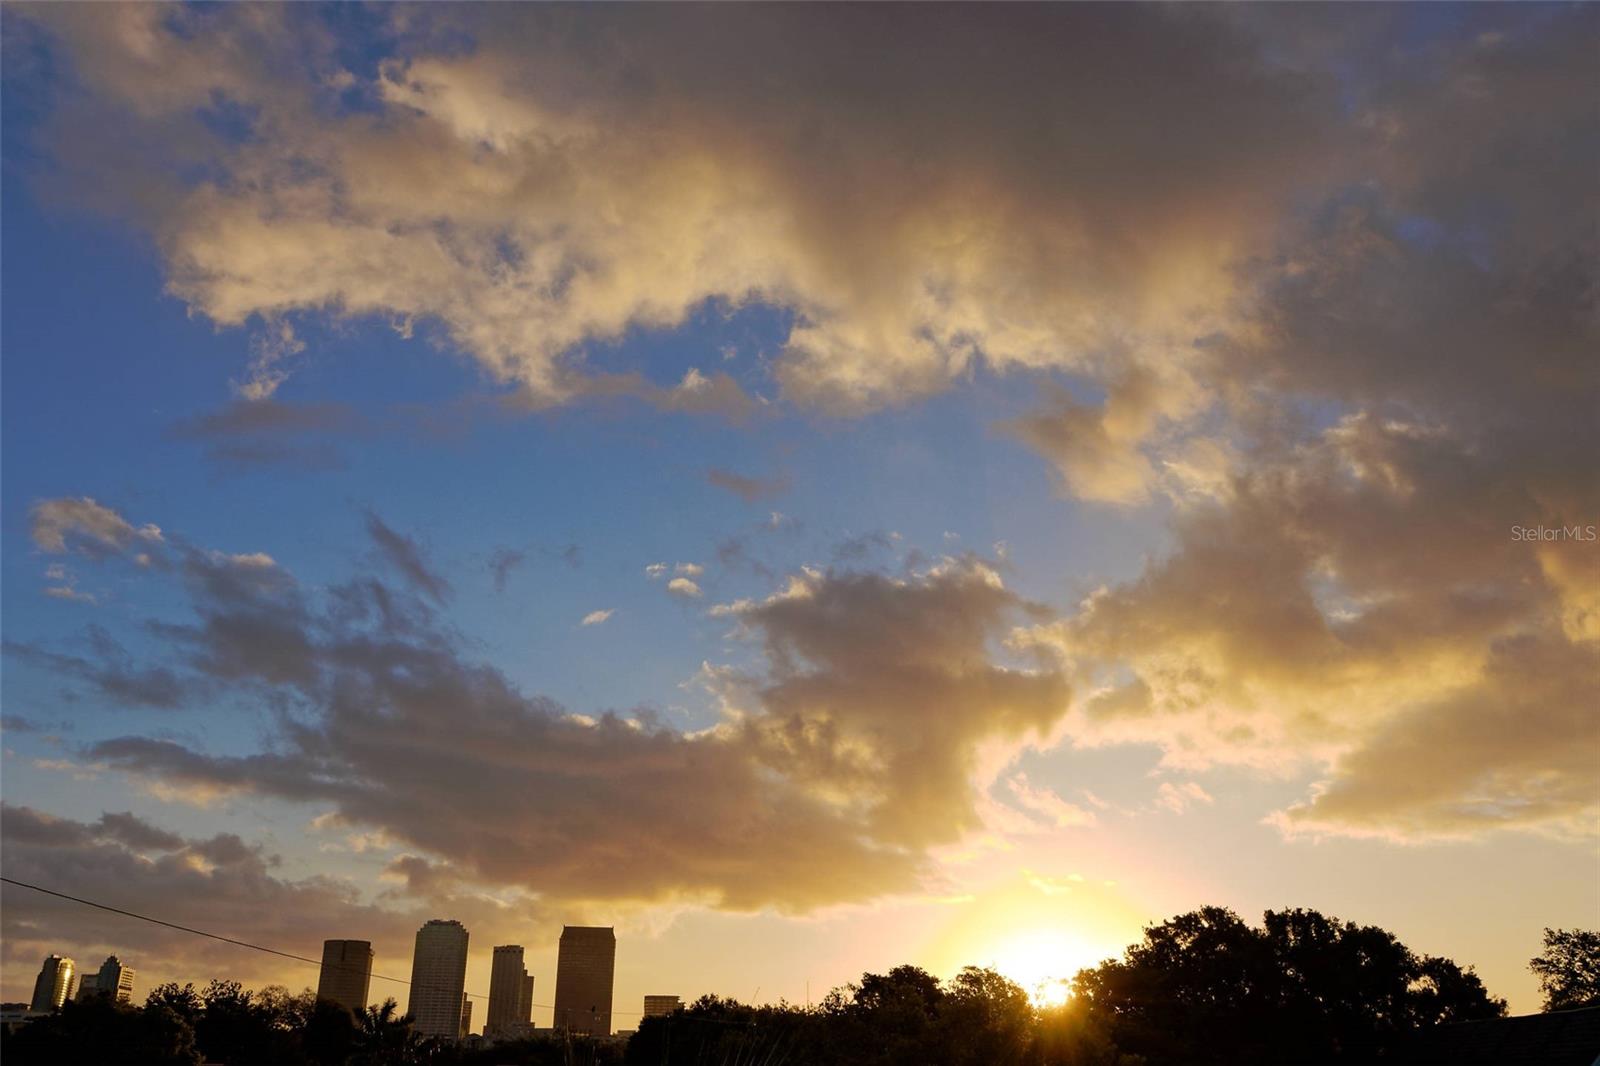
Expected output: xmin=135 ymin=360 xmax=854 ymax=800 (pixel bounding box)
xmin=1 ymin=0 xmax=1595 ymax=1033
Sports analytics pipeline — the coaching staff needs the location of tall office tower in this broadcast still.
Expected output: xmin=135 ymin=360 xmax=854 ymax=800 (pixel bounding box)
xmin=552 ymin=926 xmax=616 ymax=1036
xmin=485 ymin=946 xmax=533 ymax=1037
xmin=459 ymin=995 xmax=472 ymax=1040
xmin=76 ymin=956 xmax=135 ymax=1004
xmin=642 ymin=995 xmax=682 ymax=1019
xmin=315 ymin=940 xmax=374 ymax=1012
xmin=407 ymin=919 xmax=469 ymax=1040
xmin=29 ymin=955 xmax=76 ymax=1012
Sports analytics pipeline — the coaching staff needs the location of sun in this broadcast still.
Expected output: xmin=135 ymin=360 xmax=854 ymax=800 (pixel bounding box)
xmin=988 ymin=930 xmax=1083 ymax=1007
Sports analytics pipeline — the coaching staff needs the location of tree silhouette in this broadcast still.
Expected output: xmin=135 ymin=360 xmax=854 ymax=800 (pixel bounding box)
xmin=1073 ymin=906 xmax=1505 ymax=1064
xmin=351 ymin=997 xmax=424 ymax=1065
xmin=1530 ymin=928 xmax=1600 ymax=1011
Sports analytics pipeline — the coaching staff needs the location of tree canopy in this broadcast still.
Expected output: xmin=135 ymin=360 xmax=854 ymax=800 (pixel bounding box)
xmin=1530 ymin=928 xmax=1600 ymax=1012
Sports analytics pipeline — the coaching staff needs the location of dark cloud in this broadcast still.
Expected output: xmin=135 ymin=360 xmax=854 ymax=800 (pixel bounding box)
xmin=706 ymin=468 xmax=791 ymax=503
xmin=364 ymin=511 xmax=452 ymax=606
xmin=169 ymin=400 xmax=359 ymax=439
xmin=3 ymin=626 xmax=199 ymax=711
xmin=167 ymin=401 xmax=360 ymax=473
xmin=71 ymin=523 xmax=1066 ymax=911
xmin=487 ymin=547 xmax=526 ymax=593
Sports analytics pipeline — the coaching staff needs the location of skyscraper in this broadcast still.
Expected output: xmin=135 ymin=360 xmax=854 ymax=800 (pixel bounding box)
xmin=553 ymin=926 xmax=615 ymax=1036
xmin=407 ymin=919 xmax=469 ymax=1040
xmin=485 ymin=945 xmax=533 ymax=1038
xmin=29 ymin=955 xmax=75 ymax=1012
xmin=315 ymin=940 xmax=373 ymax=1012
xmin=643 ymin=995 xmax=682 ymax=1019
xmin=75 ymin=956 xmax=134 ymax=1004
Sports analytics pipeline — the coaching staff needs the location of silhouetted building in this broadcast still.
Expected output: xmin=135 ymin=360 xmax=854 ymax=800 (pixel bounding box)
xmin=29 ymin=955 xmax=76 ymax=1012
xmin=643 ymin=995 xmax=681 ymax=1019
xmin=75 ymin=956 xmax=134 ymax=1004
xmin=553 ymin=926 xmax=615 ymax=1036
xmin=407 ymin=919 xmax=469 ymax=1040
xmin=460 ymin=994 xmax=472 ymax=1040
xmin=316 ymin=939 xmax=373 ymax=1012
xmin=1393 ymin=1005 xmax=1600 ymax=1065
xmin=486 ymin=945 xmax=533 ymax=1037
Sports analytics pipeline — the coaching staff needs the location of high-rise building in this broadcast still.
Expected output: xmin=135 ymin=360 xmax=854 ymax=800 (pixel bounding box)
xmin=643 ymin=995 xmax=682 ymax=1019
xmin=407 ymin=919 xmax=469 ymax=1040
xmin=459 ymin=995 xmax=472 ymax=1040
xmin=553 ymin=926 xmax=615 ymax=1036
xmin=75 ymin=956 xmax=135 ymax=1004
xmin=316 ymin=940 xmax=373 ymax=1012
xmin=485 ymin=945 xmax=533 ymax=1038
xmin=29 ymin=956 xmax=76 ymax=1012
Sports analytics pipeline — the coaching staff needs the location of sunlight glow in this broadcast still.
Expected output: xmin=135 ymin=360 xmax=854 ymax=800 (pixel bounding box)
xmin=989 ymin=930 xmax=1084 ymax=1007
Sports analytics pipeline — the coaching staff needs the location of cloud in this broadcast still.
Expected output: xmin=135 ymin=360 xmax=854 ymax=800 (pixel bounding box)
xmin=674 ymin=562 xmax=703 ymax=577
xmin=30 ymin=498 xmax=162 ymax=557
xmin=644 ymin=563 xmax=668 ymax=579
xmin=364 ymin=511 xmax=452 ymax=605
xmin=580 ymin=608 xmax=614 ymax=627
xmin=167 ymin=398 xmax=360 ymax=472
xmin=487 ymin=546 xmax=527 ymax=593
xmin=1273 ymin=637 xmax=1599 ymax=842
xmin=1155 ymin=781 xmax=1214 ymax=815
xmin=15 ymin=4 xmax=1348 ymax=415
xmin=1007 ymin=773 xmax=1097 ymax=829
xmin=61 ymin=513 xmax=1068 ymax=911
xmin=236 ymin=319 xmax=305 ymax=401
xmin=665 ymin=576 xmax=702 ymax=598
xmin=3 ymin=626 xmax=199 ymax=710
xmin=707 ymin=468 xmax=791 ymax=503
xmin=170 ymin=399 xmax=358 ymax=439
xmin=1003 ymin=368 xmax=1198 ymax=505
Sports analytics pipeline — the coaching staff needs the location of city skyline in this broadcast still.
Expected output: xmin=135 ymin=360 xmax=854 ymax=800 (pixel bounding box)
xmin=1 ymin=0 xmax=1595 ymax=1026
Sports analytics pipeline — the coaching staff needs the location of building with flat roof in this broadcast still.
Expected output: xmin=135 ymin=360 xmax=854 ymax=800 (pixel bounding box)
xmin=553 ymin=926 xmax=615 ymax=1036
xmin=315 ymin=940 xmax=373 ymax=1013
xmin=407 ymin=920 xmax=469 ymax=1040
xmin=29 ymin=956 xmax=76 ymax=1012
xmin=643 ymin=995 xmax=682 ymax=1019
xmin=485 ymin=945 xmax=533 ymax=1038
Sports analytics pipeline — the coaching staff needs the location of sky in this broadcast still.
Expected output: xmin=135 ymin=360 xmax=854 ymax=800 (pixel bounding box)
xmin=1 ymin=2 xmax=1596 ymax=1023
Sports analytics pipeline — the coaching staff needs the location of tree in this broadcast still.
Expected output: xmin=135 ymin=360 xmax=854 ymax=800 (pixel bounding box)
xmin=1073 ymin=906 xmax=1505 ymax=1064
xmin=301 ymin=1000 xmax=358 ymax=1066
xmin=351 ymin=997 xmax=423 ymax=1066
xmin=1530 ymin=928 xmax=1600 ymax=1011
xmin=145 ymin=982 xmax=204 ymax=1027
xmin=2 ymin=995 xmax=201 ymax=1065
xmin=934 ymin=967 xmax=1035 ymax=1065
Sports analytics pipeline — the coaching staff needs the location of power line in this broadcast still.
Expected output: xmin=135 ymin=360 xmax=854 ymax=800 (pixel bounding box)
xmin=0 ymin=876 xmax=648 ymax=1017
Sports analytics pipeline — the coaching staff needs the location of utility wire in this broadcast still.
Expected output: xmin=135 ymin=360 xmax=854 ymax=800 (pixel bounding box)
xmin=0 ymin=876 xmax=650 ymax=1017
